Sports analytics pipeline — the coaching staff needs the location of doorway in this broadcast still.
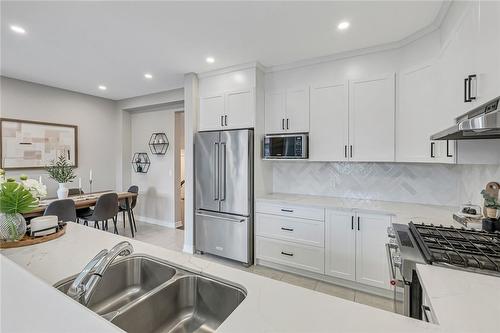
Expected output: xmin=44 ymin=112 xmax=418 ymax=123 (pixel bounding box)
xmin=174 ymin=111 xmax=185 ymax=229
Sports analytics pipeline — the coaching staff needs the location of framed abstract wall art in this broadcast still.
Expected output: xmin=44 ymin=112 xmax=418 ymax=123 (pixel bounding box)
xmin=0 ymin=118 xmax=78 ymax=170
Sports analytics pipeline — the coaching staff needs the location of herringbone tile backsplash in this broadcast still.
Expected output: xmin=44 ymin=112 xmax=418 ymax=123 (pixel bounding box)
xmin=272 ymin=162 xmax=500 ymax=207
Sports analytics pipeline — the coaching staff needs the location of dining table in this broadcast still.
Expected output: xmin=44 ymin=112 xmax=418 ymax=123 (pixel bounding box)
xmin=22 ymin=191 xmax=139 ymax=237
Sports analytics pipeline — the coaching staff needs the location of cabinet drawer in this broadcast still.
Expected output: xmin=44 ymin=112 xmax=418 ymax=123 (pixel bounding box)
xmin=256 ymin=213 xmax=324 ymax=247
xmin=256 ymin=202 xmax=325 ymax=221
xmin=256 ymin=237 xmax=325 ymax=274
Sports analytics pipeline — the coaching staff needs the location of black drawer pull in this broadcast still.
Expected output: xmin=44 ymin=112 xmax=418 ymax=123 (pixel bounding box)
xmin=281 ymin=227 xmax=294 ymax=232
xmin=281 ymin=209 xmax=294 ymax=213
xmin=281 ymin=251 xmax=294 ymax=257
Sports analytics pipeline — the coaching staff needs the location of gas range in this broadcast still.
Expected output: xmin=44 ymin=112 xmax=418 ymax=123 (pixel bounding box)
xmin=387 ymin=222 xmax=500 ymax=319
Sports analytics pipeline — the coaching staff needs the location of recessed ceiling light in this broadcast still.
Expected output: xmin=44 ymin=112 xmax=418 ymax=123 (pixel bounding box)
xmin=206 ymin=57 xmax=215 ymax=64
xmin=98 ymin=85 xmax=107 ymax=91
xmin=144 ymin=73 xmax=153 ymax=79
xmin=337 ymin=21 xmax=350 ymax=31
xmin=10 ymin=25 xmax=26 ymax=34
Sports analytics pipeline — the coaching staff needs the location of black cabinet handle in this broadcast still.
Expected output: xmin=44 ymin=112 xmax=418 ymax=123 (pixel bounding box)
xmin=221 ymin=115 xmax=224 ymax=126
xmin=350 ymin=145 xmax=353 ymax=158
xmin=286 ymin=118 xmax=289 ymax=130
xmin=430 ymin=142 xmax=435 ymax=158
xmin=357 ymin=216 xmax=360 ymax=231
xmin=446 ymin=140 xmax=452 ymax=157
xmin=464 ymin=77 xmax=470 ymax=102
xmin=281 ymin=227 xmax=294 ymax=232
xmin=281 ymin=209 xmax=294 ymax=213
xmin=281 ymin=251 xmax=294 ymax=257
xmin=468 ymin=74 xmax=477 ymax=101
xmin=282 ymin=119 xmax=285 ymax=130
xmin=351 ymin=216 xmax=354 ymax=230
xmin=344 ymin=145 xmax=347 ymax=158
xmin=224 ymin=115 xmax=228 ymax=126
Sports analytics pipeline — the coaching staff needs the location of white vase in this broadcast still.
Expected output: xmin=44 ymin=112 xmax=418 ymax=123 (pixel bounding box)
xmin=57 ymin=183 xmax=69 ymax=199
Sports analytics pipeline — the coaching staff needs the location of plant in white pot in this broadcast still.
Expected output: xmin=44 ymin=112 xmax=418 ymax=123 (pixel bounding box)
xmin=481 ymin=190 xmax=500 ymax=219
xmin=46 ymin=155 xmax=76 ymax=199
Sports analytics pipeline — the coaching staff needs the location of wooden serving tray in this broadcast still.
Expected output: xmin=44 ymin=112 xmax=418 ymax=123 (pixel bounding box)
xmin=0 ymin=225 xmax=66 ymax=249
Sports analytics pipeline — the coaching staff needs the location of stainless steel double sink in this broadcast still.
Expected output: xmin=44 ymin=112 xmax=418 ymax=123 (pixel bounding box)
xmin=54 ymin=255 xmax=246 ymax=333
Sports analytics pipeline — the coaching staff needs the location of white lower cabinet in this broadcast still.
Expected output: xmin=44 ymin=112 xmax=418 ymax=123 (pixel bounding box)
xmin=325 ymin=210 xmax=356 ymax=281
xmin=255 ymin=202 xmax=392 ymax=292
xmin=256 ymin=237 xmax=325 ymax=274
xmin=354 ymin=212 xmax=392 ymax=289
xmin=324 ymin=209 xmax=392 ymax=290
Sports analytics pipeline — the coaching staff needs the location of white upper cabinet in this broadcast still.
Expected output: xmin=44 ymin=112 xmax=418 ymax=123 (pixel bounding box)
xmin=225 ymin=89 xmax=255 ymax=130
xmin=310 ymin=82 xmax=349 ymax=161
xmin=285 ymin=87 xmax=310 ymax=133
xmin=349 ymin=73 xmax=396 ymax=162
xmin=354 ymin=212 xmax=391 ymax=290
xmin=265 ymin=87 xmax=310 ymax=134
xmin=265 ymin=90 xmax=286 ymax=134
xmin=199 ymin=89 xmax=255 ymax=131
xmin=397 ymin=64 xmax=455 ymax=163
xmin=199 ymin=94 xmax=225 ymax=131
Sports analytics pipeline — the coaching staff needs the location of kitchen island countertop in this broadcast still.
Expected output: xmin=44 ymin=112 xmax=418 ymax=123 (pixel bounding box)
xmin=2 ymin=223 xmax=443 ymax=333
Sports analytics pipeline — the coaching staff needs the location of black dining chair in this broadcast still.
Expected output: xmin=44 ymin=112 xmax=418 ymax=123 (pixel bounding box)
xmin=82 ymin=193 xmax=119 ymax=234
xmin=67 ymin=188 xmax=93 ymax=223
xmin=43 ymin=199 xmax=77 ymax=223
xmin=118 ymin=185 xmax=139 ymax=234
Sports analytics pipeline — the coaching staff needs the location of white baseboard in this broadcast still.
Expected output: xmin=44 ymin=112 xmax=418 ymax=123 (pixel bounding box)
xmin=134 ymin=215 xmax=175 ymax=229
xmin=256 ymin=259 xmax=403 ymax=300
xmin=175 ymin=220 xmax=184 ymax=228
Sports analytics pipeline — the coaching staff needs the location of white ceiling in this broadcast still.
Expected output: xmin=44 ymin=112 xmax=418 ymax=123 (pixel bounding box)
xmin=1 ymin=1 xmax=444 ymax=100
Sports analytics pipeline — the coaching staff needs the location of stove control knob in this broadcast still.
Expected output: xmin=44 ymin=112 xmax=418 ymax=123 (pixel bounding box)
xmin=387 ymin=227 xmax=395 ymax=238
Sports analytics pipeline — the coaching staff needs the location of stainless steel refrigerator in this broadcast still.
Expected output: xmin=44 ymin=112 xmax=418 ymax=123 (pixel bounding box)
xmin=194 ymin=129 xmax=253 ymax=265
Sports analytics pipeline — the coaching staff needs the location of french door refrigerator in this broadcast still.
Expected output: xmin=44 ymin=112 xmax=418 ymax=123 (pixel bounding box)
xmin=195 ymin=129 xmax=253 ymax=265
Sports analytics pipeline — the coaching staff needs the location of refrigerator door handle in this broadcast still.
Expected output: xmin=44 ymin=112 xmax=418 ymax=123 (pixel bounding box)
xmin=196 ymin=211 xmax=246 ymax=223
xmin=213 ymin=142 xmax=219 ymax=200
xmin=220 ymin=142 xmax=226 ymax=201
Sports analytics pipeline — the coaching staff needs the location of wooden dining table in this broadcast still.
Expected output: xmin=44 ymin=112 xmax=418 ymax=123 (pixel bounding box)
xmin=23 ymin=191 xmax=139 ymax=237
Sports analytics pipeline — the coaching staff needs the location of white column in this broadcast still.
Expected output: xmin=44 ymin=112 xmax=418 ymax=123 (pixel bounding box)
xmin=182 ymin=73 xmax=199 ymax=254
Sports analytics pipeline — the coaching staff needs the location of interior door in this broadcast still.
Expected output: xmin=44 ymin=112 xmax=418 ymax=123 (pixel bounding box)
xmin=310 ymin=82 xmax=348 ymax=161
xmin=355 ymin=212 xmax=391 ymax=290
xmin=325 ymin=209 xmax=356 ymax=281
xmin=195 ymin=131 xmax=220 ymax=212
xmin=349 ymin=74 xmax=395 ymax=162
xmin=219 ymin=129 xmax=252 ymax=216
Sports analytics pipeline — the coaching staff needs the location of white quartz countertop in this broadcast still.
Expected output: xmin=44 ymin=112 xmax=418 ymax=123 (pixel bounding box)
xmin=257 ymin=193 xmax=461 ymax=226
xmin=416 ymin=264 xmax=500 ymax=332
xmin=1 ymin=223 xmax=441 ymax=333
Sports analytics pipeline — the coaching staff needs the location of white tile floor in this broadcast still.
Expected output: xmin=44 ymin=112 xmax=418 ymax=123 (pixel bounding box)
xmin=114 ymin=220 xmax=402 ymax=314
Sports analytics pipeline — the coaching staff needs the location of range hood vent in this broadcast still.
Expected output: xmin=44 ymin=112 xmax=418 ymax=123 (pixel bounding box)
xmin=431 ymin=96 xmax=500 ymax=140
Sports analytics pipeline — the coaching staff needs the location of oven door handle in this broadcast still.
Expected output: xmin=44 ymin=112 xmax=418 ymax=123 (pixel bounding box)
xmin=386 ymin=243 xmax=397 ymax=281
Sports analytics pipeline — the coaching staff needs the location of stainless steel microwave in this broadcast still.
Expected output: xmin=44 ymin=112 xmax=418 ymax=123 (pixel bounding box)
xmin=263 ymin=134 xmax=308 ymax=159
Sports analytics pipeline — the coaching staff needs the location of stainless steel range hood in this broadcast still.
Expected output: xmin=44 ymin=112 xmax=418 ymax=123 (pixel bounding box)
xmin=431 ymin=96 xmax=500 ymax=140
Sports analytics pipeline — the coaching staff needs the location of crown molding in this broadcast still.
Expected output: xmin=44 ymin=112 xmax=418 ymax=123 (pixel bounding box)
xmin=197 ymin=61 xmax=266 ymax=78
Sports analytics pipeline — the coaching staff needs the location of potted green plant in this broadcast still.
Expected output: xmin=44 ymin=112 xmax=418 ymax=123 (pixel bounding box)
xmin=46 ymin=154 xmax=76 ymax=199
xmin=0 ymin=178 xmax=38 ymax=241
xmin=481 ymin=190 xmax=500 ymax=219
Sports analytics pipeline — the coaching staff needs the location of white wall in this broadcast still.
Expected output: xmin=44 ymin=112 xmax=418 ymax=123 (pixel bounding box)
xmin=0 ymin=77 xmax=120 ymax=196
xmin=129 ymin=108 xmax=178 ymax=227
